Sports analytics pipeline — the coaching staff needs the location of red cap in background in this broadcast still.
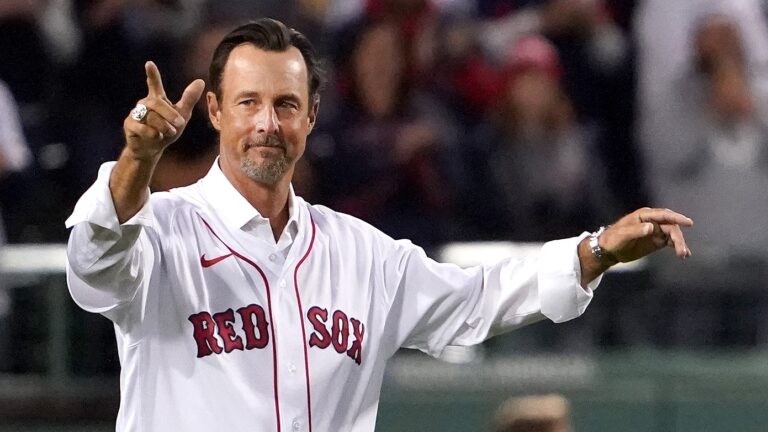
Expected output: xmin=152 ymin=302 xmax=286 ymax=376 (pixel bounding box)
xmin=504 ymin=35 xmax=562 ymax=82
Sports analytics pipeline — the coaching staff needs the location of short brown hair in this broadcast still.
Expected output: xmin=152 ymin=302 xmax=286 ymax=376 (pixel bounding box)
xmin=209 ymin=18 xmax=325 ymax=102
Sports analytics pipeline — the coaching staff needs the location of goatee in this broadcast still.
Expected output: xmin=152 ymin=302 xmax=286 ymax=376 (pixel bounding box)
xmin=240 ymin=135 xmax=290 ymax=185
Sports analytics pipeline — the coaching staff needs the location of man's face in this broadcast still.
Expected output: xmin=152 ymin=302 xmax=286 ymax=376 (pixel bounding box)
xmin=208 ymin=44 xmax=316 ymax=187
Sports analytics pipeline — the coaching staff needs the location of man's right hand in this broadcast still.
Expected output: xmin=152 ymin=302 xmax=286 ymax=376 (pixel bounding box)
xmin=123 ymin=61 xmax=205 ymax=160
xmin=110 ymin=62 xmax=205 ymax=223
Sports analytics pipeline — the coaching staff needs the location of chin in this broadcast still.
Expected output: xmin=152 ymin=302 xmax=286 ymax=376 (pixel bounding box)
xmin=240 ymin=156 xmax=289 ymax=185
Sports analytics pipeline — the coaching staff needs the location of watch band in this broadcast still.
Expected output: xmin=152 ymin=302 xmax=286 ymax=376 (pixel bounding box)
xmin=589 ymin=226 xmax=618 ymax=266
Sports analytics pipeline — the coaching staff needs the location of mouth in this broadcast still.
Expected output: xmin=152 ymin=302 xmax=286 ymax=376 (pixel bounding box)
xmin=244 ymin=137 xmax=286 ymax=153
xmin=247 ymin=144 xmax=285 ymax=153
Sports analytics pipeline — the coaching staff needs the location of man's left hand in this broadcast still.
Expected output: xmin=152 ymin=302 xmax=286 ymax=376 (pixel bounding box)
xmin=579 ymin=207 xmax=694 ymax=286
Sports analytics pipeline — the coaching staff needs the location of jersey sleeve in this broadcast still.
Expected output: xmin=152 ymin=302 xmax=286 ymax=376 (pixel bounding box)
xmin=65 ymin=162 xmax=156 ymax=322
xmin=382 ymin=234 xmax=598 ymax=358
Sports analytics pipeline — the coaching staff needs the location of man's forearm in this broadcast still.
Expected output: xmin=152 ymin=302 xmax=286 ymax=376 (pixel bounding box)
xmin=109 ymin=148 xmax=162 ymax=224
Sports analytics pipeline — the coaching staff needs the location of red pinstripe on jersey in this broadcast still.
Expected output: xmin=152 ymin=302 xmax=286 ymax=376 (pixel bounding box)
xmin=293 ymin=216 xmax=316 ymax=432
xmin=199 ymin=216 xmax=282 ymax=432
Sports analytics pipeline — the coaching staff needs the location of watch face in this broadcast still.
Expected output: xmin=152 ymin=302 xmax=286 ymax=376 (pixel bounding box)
xmin=589 ymin=227 xmax=617 ymax=265
xmin=590 ymin=230 xmax=604 ymax=253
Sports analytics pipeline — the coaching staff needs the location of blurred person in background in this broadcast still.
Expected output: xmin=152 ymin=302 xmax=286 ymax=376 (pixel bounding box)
xmin=0 ymin=0 xmax=54 ymax=108
xmin=0 ymin=78 xmax=33 ymax=371
xmin=0 ymin=0 xmax=67 ymax=242
xmin=0 ymin=79 xmax=32 ymax=244
xmin=317 ymin=19 xmax=462 ymax=248
xmin=635 ymin=0 xmax=768 ymax=346
xmin=480 ymin=0 xmax=646 ymax=213
xmin=462 ymin=35 xmax=611 ymax=242
xmin=494 ymin=393 xmax=572 ymax=432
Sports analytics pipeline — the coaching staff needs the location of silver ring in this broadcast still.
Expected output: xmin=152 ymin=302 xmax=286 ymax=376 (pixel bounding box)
xmin=130 ymin=103 xmax=148 ymax=122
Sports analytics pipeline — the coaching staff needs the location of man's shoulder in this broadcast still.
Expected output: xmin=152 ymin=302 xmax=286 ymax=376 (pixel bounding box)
xmin=304 ymin=202 xmax=421 ymax=266
xmin=148 ymin=182 xmax=207 ymax=223
xmin=305 ymin=202 xmax=394 ymax=244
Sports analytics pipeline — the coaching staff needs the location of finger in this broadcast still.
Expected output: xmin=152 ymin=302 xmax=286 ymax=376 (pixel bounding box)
xmin=142 ymin=98 xmax=185 ymax=130
xmin=125 ymin=120 xmax=165 ymax=141
xmin=661 ymin=224 xmax=692 ymax=258
xmin=175 ymin=79 xmax=206 ymax=120
xmin=638 ymin=208 xmax=694 ymax=227
xmin=143 ymin=111 xmax=178 ymax=138
xmin=145 ymin=61 xmax=167 ymax=98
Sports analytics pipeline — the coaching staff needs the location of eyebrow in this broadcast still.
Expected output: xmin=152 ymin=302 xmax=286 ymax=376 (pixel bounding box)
xmin=233 ymin=90 xmax=304 ymax=106
xmin=233 ymin=91 xmax=260 ymax=100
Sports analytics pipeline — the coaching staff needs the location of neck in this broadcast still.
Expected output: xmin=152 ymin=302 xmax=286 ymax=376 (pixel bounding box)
xmin=221 ymin=162 xmax=292 ymax=242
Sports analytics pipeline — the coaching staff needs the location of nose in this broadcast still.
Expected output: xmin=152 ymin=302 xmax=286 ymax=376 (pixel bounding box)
xmin=255 ymin=104 xmax=279 ymax=135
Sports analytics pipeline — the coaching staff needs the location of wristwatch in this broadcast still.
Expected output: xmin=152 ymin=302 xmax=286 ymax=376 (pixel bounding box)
xmin=589 ymin=226 xmax=618 ymax=267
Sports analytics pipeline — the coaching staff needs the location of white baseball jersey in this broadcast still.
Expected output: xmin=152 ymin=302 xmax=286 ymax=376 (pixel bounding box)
xmin=66 ymin=160 xmax=598 ymax=432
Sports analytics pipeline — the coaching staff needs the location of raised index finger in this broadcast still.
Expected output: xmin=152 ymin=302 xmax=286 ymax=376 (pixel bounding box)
xmin=145 ymin=61 xmax=167 ymax=98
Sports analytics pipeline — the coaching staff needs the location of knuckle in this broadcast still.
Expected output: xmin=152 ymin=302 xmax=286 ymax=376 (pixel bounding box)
xmin=143 ymin=98 xmax=160 ymax=110
xmin=136 ymin=98 xmax=152 ymax=111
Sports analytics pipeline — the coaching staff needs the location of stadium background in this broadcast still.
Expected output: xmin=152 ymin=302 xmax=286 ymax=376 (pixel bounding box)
xmin=1 ymin=0 xmax=768 ymax=430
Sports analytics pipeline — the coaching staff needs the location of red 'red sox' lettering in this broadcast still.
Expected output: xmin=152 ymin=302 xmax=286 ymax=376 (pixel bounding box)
xmin=188 ymin=304 xmax=269 ymax=358
xmin=189 ymin=304 xmax=365 ymax=364
xmin=307 ymin=306 xmax=365 ymax=365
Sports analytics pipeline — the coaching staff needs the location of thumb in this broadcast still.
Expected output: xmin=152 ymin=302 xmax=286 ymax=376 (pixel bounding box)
xmin=176 ymin=79 xmax=206 ymax=120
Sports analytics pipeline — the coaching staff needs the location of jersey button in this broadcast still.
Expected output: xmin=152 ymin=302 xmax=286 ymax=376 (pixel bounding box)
xmin=268 ymin=253 xmax=277 ymax=262
xmin=288 ymin=363 xmax=297 ymax=374
xmin=280 ymin=280 xmax=287 ymax=288
xmin=292 ymin=419 xmax=302 ymax=431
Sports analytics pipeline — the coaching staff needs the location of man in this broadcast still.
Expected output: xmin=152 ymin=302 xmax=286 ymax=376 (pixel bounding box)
xmin=65 ymin=18 xmax=692 ymax=432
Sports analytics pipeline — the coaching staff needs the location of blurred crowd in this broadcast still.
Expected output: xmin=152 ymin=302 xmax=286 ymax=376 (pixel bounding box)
xmin=1 ymin=0 xmax=768 ymax=349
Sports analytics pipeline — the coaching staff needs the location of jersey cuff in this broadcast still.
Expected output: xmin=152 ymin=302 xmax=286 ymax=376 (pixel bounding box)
xmin=538 ymin=232 xmax=597 ymax=323
xmin=65 ymin=161 xmax=155 ymax=232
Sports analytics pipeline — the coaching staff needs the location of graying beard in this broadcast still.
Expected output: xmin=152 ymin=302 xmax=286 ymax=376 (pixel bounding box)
xmin=241 ymin=156 xmax=289 ymax=185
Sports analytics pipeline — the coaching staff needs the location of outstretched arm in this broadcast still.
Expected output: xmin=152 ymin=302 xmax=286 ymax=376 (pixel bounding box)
xmin=111 ymin=61 xmax=205 ymax=223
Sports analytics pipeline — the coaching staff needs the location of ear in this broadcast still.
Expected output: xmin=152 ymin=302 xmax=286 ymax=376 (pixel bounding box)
xmin=307 ymin=96 xmax=320 ymax=134
xmin=207 ymin=91 xmax=222 ymax=131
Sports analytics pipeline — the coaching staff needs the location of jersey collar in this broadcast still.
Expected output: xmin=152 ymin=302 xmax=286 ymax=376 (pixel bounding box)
xmin=200 ymin=158 xmax=300 ymax=236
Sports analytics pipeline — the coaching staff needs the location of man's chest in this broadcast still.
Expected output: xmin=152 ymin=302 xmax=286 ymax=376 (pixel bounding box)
xmin=148 ymin=215 xmax=385 ymax=370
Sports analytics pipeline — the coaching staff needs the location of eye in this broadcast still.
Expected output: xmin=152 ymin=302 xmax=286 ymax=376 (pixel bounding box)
xmin=278 ymin=100 xmax=299 ymax=111
xmin=239 ymin=99 xmax=256 ymax=106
